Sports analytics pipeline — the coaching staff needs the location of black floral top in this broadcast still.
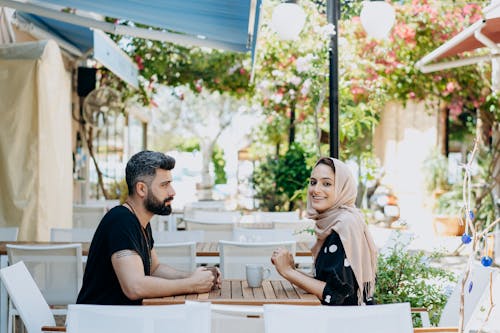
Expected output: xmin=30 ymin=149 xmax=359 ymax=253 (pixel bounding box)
xmin=314 ymin=231 xmax=374 ymax=305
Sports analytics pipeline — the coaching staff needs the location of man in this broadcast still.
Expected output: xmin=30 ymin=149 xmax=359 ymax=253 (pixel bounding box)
xmin=77 ymin=150 xmax=218 ymax=305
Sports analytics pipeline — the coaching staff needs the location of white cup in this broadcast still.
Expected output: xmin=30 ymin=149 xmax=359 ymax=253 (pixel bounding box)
xmin=246 ymin=264 xmax=271 ymax=288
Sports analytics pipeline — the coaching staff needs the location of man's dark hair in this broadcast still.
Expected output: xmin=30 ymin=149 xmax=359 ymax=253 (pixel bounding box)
xmin=125 ymin=151 xmax=175 ymax=195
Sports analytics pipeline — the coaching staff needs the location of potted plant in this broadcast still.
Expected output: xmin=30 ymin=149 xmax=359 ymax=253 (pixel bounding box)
xmin=432 ymin=187 xmax=465 ymax=236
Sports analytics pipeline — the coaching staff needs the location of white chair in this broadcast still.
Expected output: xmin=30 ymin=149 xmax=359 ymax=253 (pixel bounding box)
xmin=189 ymin=210 xmax=242 ymax=222
xmin=464 ymin=270 xmax=500 ymax=333
xmin=0 ymin=262 xmax=56 ymax=333
xmin=272 ymin=219 xmax=315 ymax=242
xmin=218 ymin=240 xmax=296 ymax=280
xmin=72 ymin=204 xmax=108 ymax=229
xmin=153 ymin=230 xmax=204 ymax=243
xmin=247 ymin=211 xmax=300 ymax=223
xmin=232 ymin=227 xmax=294 ymax=243
xmin=7 ymin=244 xmax=83 ymax=307
xmin=0 ymin=227 xmax=19 ymax=241
xmin=66 ymin=301 xmax=211 ymax=333
xmin=154 ymin=242 xmax=196 ymax=272
xmin=438 ymin=262 xmax=498 ymax=328
xmin=264 ymin=302 xmax=414 ymax=333
xmin=185 ymin=218 xmax=235 ymax=242
xmin=50 ymin=227 xmax=95 ymax=242
xmin=211 ymin=304 xmax=263 ymax=333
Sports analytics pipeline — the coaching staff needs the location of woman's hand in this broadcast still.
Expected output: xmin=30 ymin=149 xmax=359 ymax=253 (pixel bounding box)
xmin=271 ymin=247 xmax=295 ymax=277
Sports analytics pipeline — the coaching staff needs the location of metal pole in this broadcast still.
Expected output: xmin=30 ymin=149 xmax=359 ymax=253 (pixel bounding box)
xmin=327 ymin=0 xmax=339 ymax=158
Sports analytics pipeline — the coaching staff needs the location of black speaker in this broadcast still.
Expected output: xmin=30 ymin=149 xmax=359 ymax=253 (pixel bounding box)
xmin=77 ymin=67 xmax=97 ymax=97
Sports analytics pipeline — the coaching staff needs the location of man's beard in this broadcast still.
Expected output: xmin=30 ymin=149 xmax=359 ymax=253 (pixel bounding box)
xmin=144 ymin=190 xmax=173 ymax=216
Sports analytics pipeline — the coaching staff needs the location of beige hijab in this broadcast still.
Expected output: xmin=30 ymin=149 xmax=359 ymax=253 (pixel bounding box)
xmin=306 ymin=157 xmax=377 ymax=305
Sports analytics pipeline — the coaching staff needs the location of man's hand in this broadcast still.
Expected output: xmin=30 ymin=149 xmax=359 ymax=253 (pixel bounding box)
xmin=189 ymin=267 xmax=216 ymax=293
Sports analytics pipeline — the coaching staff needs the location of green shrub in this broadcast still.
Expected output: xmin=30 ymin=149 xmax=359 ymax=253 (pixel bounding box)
xmin=252 ymin=143 xmax=311 ymax=211
xmin=375 ymin=244 xmax=456 ymax=326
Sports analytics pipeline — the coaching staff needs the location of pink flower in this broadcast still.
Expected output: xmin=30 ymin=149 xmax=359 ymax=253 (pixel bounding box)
xmin=408 ymin=92 xmax=416 ymax=99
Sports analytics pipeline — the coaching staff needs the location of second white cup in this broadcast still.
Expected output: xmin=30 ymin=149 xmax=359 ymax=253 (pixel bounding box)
xmin=246 ymin=264 xmax=271 ymax=288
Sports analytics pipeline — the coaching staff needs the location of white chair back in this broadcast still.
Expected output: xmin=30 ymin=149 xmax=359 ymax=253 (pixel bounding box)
xmin=66 ymin=301 xmax=211 ymax=333
xmin=7 ymin=243 xmax=83 ymax=305
xmin=185 ymin=218 xmax=234 ymax=242
xmin=439 ymin=261 xmax=498 ymax=327
xmin=0 ymin=227 xmax=19 ymax=241
xmin=50 ymin=227 xmax=95 ymax=242
xmin=272 ymin=219 xmax=315 ymax=242
xmin=264 ymin=303 xmax=413 ymax=333
xmin=0 ymin=262 xmax=55 ymax=333
xmin=465 ymin=270 xmax=500 ymax=333
xmin=211 ymin=304 xmax=263 ymax=333
xmin=248 ymin=211 xmax=299 ymax=223
xmin=218 ymin=240 xmax=296 ymax=279
xmin=190 ymin=210 xmax=242 ymax=222
xmin=73 ymin=204 xmax=109 ymax=229
xmin=154 ymin=242 xmax=196 ymax=272
xmin=232 ymin=227 xmax=294 ymax=243
xmin=153 ymin=230 xmax=204 ymax=243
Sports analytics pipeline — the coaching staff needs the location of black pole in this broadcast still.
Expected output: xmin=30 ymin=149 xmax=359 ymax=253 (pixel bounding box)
xmin=327 ymin=0 xmax=339 ymax=158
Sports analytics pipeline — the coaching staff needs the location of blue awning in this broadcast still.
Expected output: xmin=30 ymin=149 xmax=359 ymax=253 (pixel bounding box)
xmin=2 ymin=0 xmax=262 ymax=53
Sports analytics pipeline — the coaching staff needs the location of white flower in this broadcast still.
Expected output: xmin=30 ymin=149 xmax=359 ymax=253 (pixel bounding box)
xmin=289 ymin=75 xmax=302 ymax=86
xmin=271 ymin=93 xmax=283 ymax=104
xmin=271 ymin=69 xmax=284 ymax=78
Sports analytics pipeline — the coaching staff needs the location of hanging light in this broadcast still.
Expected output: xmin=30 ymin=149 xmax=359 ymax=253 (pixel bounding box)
xmin=271 ymin=0 xmax=306 ymax=40
xmin=360 ymin=0 xmax=395 ymax=39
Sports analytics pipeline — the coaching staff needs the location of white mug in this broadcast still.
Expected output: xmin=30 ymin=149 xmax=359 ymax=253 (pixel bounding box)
xmin=246 ymin=264 xmax=271 ymax=288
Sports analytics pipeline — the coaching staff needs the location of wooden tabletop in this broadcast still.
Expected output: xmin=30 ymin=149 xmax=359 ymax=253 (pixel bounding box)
xmin=143 ymin=279 xmax=320 ymax=306
xmin=1 ymin=241 xmax=312 ymax=257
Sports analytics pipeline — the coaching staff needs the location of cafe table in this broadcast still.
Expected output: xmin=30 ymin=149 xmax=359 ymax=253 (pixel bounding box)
xmin=143 ymin=279 xmax=320 ymax=306
xmin=0 ymin=241 xmax=313 ymax=333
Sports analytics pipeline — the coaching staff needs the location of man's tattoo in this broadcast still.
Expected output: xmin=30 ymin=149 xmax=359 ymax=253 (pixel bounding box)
xmin=114 ymin=249 xmax=138 ymax=259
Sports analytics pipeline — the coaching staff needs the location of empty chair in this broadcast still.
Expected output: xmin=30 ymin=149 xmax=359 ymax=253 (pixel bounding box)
xmin=66 ymin=301 xmax=211 ymax=333
xmin=185 ymin=218 xmax=234 ymax=242
xmin=72 ymin=204 xmax=109 ymax=229
xmin=241 ymin=211 xmax=300 ymax=223
xmin=7 ymin=244 xmax=83 ymax=307
xmin=50 ymin=227 xmax=95 ymax=242
xmin=264 ymin=302 xmax=413 ymax=333
xmin=211 ymin=304 xmax=263 ymax=333
xmin=272 ymin=219 xmax=315 ymax=242
xmin=0 ymin=227 xmax=19 ymax=241
xmin=153 ymin=230 xmax=204 ymax=243
xmin=218 ymin=240 xmax=296 ymax=279
xmin=465 ymin=270 xmax=500 ymax=333
xmin=189 ymin=210 xmax=242 ymax=222
xmin=154 ymin=242 xmax=196 ymax=272
xmin=232 ymin=227 xmax=294 ymax=243
xmin=0 ymin=262 xmax=56 ymax=333
xmin=437 ymin=261 xmax=498 ymax=328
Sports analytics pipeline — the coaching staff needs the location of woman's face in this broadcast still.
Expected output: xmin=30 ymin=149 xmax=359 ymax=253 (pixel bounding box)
xmin=308 ymin=163 xmax=336 ymax=213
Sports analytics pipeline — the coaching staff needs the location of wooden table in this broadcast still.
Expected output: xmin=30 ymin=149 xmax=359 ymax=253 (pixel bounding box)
xmin=0 ymin=241 xmax=91 ymax=255
xmin=143 ymin=279 xmax=320 ymax=306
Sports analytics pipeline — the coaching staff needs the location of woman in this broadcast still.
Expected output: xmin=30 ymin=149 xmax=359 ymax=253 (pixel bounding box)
xmin=271 ymin=157 xmax=377 ymax=305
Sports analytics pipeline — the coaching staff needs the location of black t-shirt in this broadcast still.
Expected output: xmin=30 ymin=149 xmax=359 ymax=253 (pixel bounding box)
xmin=77 ymin=205 xmax=154 ymax=305
xmin=314 ymin=231 xmax=374 ymax=305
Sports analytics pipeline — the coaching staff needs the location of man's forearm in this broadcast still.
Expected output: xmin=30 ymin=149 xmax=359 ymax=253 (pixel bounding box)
xmin=151 ymin=263 xmax=191 ymax=279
